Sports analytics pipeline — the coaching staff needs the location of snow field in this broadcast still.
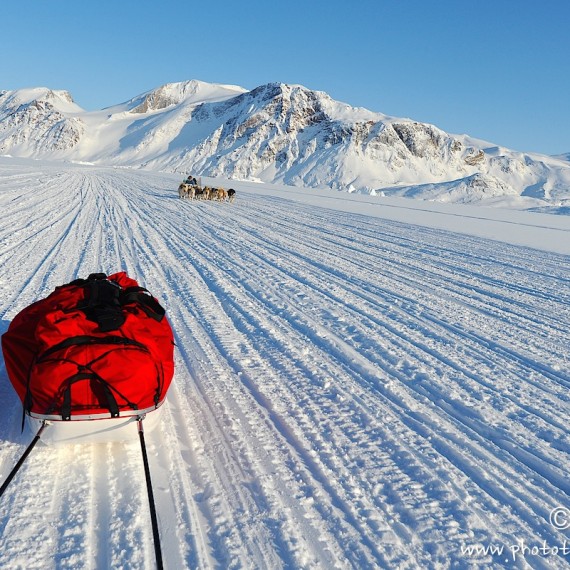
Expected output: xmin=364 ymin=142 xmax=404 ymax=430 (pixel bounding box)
xmin=0 ymin=160 xmax=569 ymax=569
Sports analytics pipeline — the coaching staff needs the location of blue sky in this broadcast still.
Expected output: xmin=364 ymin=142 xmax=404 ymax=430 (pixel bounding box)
xmin=2 ymin=0 xmax=568 ymax=155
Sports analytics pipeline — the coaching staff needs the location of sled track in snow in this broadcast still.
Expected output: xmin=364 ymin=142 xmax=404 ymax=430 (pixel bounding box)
xmin=0 ymin=164 xmax=569 ymax=569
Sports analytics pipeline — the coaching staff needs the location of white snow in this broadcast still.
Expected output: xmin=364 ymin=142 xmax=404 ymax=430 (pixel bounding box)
xmin=0 ymin=157 xmax=569 ymax=569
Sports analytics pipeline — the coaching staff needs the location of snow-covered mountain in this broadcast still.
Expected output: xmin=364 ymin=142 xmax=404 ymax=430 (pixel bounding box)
xmin=1 ymin=80 xmax=569 ymax=208
xmin=0 ymin=88 xmax=84 ymax=153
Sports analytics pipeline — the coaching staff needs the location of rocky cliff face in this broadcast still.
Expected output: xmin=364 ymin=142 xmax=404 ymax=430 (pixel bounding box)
xmin=148 ymin=83 xmax=487 ymax=187
xmin=1 ymin=81 xmax=568 ymax=207
xmin=0 ymin=89 xmax=84 ymax=154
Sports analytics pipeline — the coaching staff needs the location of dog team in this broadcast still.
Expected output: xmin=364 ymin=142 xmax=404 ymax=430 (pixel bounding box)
xmin=178 ymin=175 xmax=236 ymax=203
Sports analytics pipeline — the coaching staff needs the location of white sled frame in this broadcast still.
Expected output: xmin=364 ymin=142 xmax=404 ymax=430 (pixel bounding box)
xmin=27 ymin=403 xmax=166 ymax=445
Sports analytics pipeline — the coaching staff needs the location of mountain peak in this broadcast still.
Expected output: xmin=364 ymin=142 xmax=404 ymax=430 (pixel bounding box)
xmin=247 ymin=82 xmax=329 ymax=104
xmin=128 ymin=80 xmax=246 ymax=114
xmin=0 ymin=87 xmax=83 ymax=114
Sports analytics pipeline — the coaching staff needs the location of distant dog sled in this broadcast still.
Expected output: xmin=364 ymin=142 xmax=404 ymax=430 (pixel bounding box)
xmin=177 ymin=175 xmax=236 ymax=203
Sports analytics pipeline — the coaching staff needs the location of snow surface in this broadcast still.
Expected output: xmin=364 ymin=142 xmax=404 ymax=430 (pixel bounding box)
xmin=0 ymin=158 xmax=569 ymax=569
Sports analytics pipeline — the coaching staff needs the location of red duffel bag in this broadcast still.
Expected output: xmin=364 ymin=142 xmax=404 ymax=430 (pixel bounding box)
xmin=2 ymin=272 xmax=174 ymax=422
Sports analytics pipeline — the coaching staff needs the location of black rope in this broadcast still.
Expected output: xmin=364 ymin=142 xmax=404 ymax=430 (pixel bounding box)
xmin=138 ymin=417 xmax=163 ymax=570
xmin=0 ymin=421 xmax=47 ymax=499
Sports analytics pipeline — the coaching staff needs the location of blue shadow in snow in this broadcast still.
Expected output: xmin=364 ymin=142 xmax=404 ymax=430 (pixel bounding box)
xmin=0 ymin=319 xmax=29 ymax=444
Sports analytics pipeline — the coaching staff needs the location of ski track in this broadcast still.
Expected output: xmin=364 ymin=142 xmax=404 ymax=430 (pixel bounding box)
xmin=0 ymin=164 xmax=569 ymax=569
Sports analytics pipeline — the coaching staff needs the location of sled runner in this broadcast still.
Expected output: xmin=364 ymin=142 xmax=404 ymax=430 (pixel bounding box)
xmin=1 ymin=272 xmax=175 ymax=444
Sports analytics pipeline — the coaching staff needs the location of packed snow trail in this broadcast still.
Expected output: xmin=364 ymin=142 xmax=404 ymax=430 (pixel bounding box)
xmin=0 ymin=162 xmax=569 ymax=569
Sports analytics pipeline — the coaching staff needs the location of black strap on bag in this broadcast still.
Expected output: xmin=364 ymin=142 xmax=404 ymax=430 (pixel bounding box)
xmin=121 ymin=287 xmax=165 ymax=322
xmin=75 ymin=273 xmax=125 ymax=332
xmin=73 ymin=275 xmax=165 ymax=330
xmin=61 ymin=372 xmax=121 ymax=420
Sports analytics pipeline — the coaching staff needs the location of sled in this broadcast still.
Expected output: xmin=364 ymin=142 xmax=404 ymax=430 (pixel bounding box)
xmin=1 ymin=272 xmax=175 ymax=445
xmin=25 ymin=406 xmax=165 ymax=444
